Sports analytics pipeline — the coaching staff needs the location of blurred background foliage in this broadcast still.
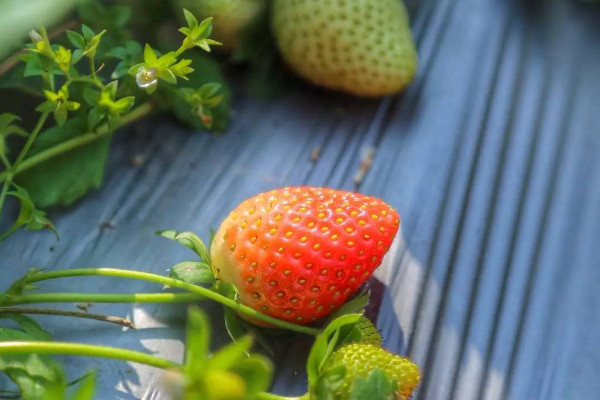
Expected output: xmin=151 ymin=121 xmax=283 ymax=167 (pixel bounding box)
xmin=0 ymin=0 xmax=82 ymax=59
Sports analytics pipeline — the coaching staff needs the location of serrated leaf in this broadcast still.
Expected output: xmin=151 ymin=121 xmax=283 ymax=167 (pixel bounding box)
xmin=15 ymin=117 xmax=111 ymax=207
xmin=156 ymin=230 xmax=211 ymax=264
xmin=169 ymin=261 xmax=215 ymax=285
xmin=349 ymin=369 xmax=396 ymax=400
xmin=307 ymin=314 xmax=365 ymax=393
xmin=3 ymin=184 xmax=57 ymax=240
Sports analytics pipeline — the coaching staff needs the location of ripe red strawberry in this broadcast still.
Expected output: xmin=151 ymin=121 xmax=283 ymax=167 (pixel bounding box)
xmin=210 ymin=186 xmax=400 ymax=324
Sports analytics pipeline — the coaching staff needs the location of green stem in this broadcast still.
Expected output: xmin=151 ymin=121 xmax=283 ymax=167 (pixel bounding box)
xmin=0 ymin=103 xmax=153 ymax=184
xmin=24 ymin=268 xmax=321 ymax=336
xmin=5 ymin=292 xmax=203 ymax=305
xmin=0 ymin=176 xmax=11 ymax=223
xmin=13 ymin=112 xmax=49 ymax=167
xmin=0 ymin=153 xmax=10 ymax=169
xmin=89 ymin=57 xmax=97 ymax=80
xmin=256 ymin=393 xmax=307 ymax=400
xmin=0 ymin=341 xmax=179 ymax=370
xmin=67 ymin=76 xmax=103 ymax=89
xmin=0 ymin=112 xmax=49 ymax=220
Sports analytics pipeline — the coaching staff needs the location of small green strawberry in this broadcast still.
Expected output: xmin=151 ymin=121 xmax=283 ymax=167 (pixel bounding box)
xmin=271 ymin=0 xmax=418 ymax=97
xmin=210 ymin=186 xmax=400 ymax=325
xmin=173 ymin=0 xmax=267 ymax=49
xmin=324 ymin=343 xmax=420 ymax=399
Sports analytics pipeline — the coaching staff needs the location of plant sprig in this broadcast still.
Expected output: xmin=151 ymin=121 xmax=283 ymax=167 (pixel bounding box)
xmin=0 ymin=228 xmax=416 ymax=400
xmin=0 ymin=7 xmax=227 ymax=243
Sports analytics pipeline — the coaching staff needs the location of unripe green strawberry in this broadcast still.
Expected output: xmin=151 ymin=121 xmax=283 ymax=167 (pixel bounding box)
xmin=173 ymin=0 xmax=267 ymax=49
xmin=271 ymin=0 xmax=418 ymax=97
xmin=210 ymin=187 xmax=400 ymax=325
xmin=325 ymin=343 xmax=420 ymax=399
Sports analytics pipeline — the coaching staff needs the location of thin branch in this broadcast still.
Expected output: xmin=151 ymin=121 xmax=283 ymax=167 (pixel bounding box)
xmin=0 ymin=306 xmax=135 ymax=329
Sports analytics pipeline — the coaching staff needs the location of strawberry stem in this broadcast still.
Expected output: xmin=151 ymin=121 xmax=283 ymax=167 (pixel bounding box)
xmin=4 ymin=292 xmax=203 ymax=305
xmin=0 ymin=341 xmax=178 ymax=370
xmin=20 ymin=268 xmax=321 ymax=336
xmin=0 ymin=341 xmax=309 ymax=400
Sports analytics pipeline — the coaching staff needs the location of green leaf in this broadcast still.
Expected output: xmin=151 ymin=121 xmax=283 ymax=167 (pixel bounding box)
xmin=35 ymin=100 xmax=57 ymax=113
xmin=307 ymin=314 xmax=372 ymax=394
xmin=349 ymin=369 xmax=396 ymax=400
xmin=156 ymin=230 xmax=211 ymax=264
xmin=72 ymin=49 xmax=84 ymax=64
xmin=104 ymin=46 xmax=126 ymax=60
xmin=110 ymin=61 xmax=130 ymax=80
xmin=128 ymin=63 xmax=144 ymax=76
xmin=0 ymin=327 xmax=61 ymax=399
xmin=157 ymin=52 xmax=177 ymax=69
xmin=111 ymin=96 xmax=135 ymax=114
xmin=70 ymin=371 xmax=96 ymax=400
xmin=184 ymin=306 xmax=209 ymax=374
xmin=224 ymin=308 xmax=247 ymax=344
xmin=182 ymin=9 xmax=198 ymax=28
xmin=158 ymin=68 xmax=177 ymax=85
xmin=81 ymin=24 xmax=94 ymax=41
xmin=82 ymin=87 xmax=99 ymax=106
xmin=143 ymin=44 xmax=158 ymax=65
xmin=3 ymin=184 xmax=58 ymax=240
xmin=159 ymin=52 xmax=230 ymax=132
xmin=0 ymin=314 xmax=51 ymax=341
xmin=15 ymin=117 xmax=111 ymax=207
xmin=323 ymin=292 xmax=369 ymax=324
xmin=87 ymin=107 xmax=105 ymax=130
xmin=229 ymin=356 xmax=273 ymax=398
xmin=53 ymin=104 xmax=68 ymax=126
xmin=208 ymin=336 xmax=253 ymax=370
xmin=0 ymin=113 xmax=20 ymax=129
xmin=66 ymin=30 xmax=85 ymax=49
xmin=168 ymin=261 xmax=215 ymax=285
xmin=4 ymin=268 xmax=44 ymax=296
xmin=218 ymin=282 xmax=239 ymax=301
